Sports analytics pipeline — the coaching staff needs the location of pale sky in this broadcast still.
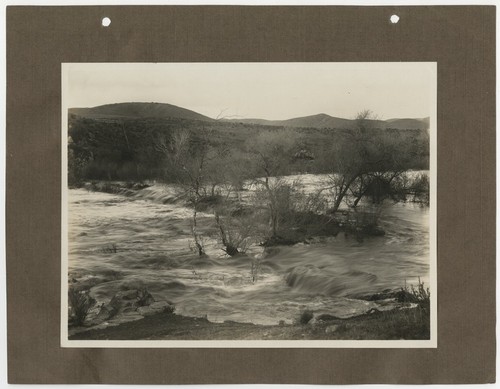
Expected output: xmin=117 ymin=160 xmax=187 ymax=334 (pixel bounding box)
xmin=63 ymin=62 xmax=436 ymax=120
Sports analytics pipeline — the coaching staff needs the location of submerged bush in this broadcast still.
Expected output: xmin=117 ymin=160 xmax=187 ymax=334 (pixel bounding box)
xmin=410 ymin=173 xmax=430 ymax=205
xmin=68 ymin=287 xmax=96 ymax=326
xmin=101 ymin=243 xmax=118 ymax=253
xmin=297 ymin=310 xmax=314 ymax=325
xmin=136 ymin=287 xmax=155 ymax=307
xmin=164 ymin=304 xmax=176 ymax=315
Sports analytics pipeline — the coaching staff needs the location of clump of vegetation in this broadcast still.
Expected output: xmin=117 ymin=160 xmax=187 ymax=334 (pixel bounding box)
xmin=396 ymin=277 xmax=430 ymax=308
xmin=338 ymin=208 xmax=385 ymax=241
xmin=253 ymin=181 xmax=341 ymax=246
xmin=214 ymin=207 xmax=262 ymax=256
xmin=297 ymin=310 xmax=314 ymax=325
xmin=101 ymin=243 xmax=118 ymax=253
xmin=164 ymin=304 xmax=176 ymax=315
xmin=68 ymin=287 xmax=96 ymax=326
xmin=136 ymin=287 xmax=155 ymax=307
xmin=389 ymin=172 xmax=430 ymax=206
xmin=409 ymin=173 xmax=430 ymax=205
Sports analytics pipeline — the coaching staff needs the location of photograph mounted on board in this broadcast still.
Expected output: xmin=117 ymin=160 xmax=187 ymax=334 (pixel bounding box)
xmin=61 ymin=62 xmax=436 ymax=347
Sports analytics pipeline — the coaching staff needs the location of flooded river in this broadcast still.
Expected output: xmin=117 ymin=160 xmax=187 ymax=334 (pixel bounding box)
xmin=67 ymin=174 xmax=429 ymax=327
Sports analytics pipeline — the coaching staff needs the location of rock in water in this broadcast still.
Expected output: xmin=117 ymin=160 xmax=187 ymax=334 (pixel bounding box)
xmin=325 ymin=325 xmax=339 ymax=334
xmin=316 ymin=313 xmax=340 ymax=321
xmin=137 ymin=301 xmax=174 ymax=317
xmin=90 ymin=304 xmax=116 ymax=325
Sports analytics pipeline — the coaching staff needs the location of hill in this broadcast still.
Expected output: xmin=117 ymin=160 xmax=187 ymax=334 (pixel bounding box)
xmin=385 ymin=118 xmax=430 ymax=130
xmin=227 ymin=114 xmax=428 ymax=130
xmin=69 ymin=102 xmax=213 ymax=122
xmin=228 ymin=114 xmax=353 ymax=129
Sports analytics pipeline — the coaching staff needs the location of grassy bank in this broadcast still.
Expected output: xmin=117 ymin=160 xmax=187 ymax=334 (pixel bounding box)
xmin=69 ymin=304 xmax=429 ymax=341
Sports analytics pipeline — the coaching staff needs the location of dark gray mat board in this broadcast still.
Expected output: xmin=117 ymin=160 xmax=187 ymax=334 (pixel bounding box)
xmin=6 ymin=5 xmax=495 ymax=384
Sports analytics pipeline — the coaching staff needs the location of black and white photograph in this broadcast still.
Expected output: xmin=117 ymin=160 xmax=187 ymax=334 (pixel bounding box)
xmin=62 ymin=62 xmax=436 ymax=347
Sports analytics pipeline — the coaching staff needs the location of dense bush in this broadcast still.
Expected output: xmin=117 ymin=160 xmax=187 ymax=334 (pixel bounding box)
xmin=68 ymin=287 xmax=96 ymax=326
xmin=297 ymin=310 xmax=314 ymax=325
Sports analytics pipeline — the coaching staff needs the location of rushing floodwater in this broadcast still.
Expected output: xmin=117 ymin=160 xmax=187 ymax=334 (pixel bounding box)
xmin=67 ymin=174 xmax=430 ymax=327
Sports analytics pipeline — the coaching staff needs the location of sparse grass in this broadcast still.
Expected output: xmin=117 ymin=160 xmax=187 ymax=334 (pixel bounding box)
xmin=68 ymin=287 xmax=96 ymax=326
xmin=354 ymin=278 xmax=431 ymax=339
xmin=70 ymin=303 xmax=430 ymax=340
xmin=396 ymin=277 xmax=430 ymax=307
xmin=333 ymin=306 xmax=430 ymax=340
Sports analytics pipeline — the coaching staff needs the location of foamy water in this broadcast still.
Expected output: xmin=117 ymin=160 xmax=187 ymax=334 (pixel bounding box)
xmin=67 ymin=175 xmax=430 ymax=327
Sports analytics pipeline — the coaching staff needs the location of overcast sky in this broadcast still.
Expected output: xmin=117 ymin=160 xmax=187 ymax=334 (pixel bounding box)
xmin=63 ymin=62 xmax=435 ymax=120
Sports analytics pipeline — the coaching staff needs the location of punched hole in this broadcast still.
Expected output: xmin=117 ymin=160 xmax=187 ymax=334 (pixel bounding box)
xmin=102 ymin=17 xmax=111 ymax=27
xmin=390 ymin=14 xmax=400 ymax=24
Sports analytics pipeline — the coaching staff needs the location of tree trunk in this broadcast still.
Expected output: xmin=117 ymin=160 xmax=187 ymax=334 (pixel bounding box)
xmin=353 ymin=194 xmax=363 ymax=208
xmin=331 ymin=188 xmax=347 ymax=213
xmin=331 ymin=176 xmax=357 ymax=213
xmin=264 ymin=174 xmax=279 ymax=237
xmin=192 ymin=207 xmax=205 ymax=257
xmin=271 ymin=212 xmax=278 ymax=238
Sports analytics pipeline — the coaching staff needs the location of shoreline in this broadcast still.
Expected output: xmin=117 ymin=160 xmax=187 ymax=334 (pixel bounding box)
xmin=69 ymin=303 xmax=430 ymax=341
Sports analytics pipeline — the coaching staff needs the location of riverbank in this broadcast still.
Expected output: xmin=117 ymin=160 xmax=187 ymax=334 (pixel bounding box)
xmin=69 ymin=303 xmax=429 ymax=341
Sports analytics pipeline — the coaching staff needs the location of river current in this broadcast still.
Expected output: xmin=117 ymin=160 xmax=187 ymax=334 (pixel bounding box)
xmin=67 ymin=174 xmax=430 ymax=327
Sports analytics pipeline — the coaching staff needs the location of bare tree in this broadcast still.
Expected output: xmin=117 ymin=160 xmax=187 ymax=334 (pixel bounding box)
xmin=324 ymin=109 xmax=428 ymax=213
xmin=245 ymin=130 xmax=299 ymax=238
xmin=157 ymin=127 xmax=215 ymax=256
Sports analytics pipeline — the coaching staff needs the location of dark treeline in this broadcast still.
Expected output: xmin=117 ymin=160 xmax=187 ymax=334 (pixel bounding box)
xmin=68 ymin=113 xmax=429 ymax=184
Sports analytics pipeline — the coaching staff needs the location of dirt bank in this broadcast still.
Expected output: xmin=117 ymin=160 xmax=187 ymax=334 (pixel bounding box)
xmin=69 ymin=305 xmax=429 ymax=341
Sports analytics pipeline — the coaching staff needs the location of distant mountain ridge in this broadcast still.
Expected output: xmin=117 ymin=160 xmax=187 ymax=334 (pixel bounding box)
xmin=69 ymin=102 xmax=429 ymax=130
xmin=227 ymin=114 xmax=429 ymax=130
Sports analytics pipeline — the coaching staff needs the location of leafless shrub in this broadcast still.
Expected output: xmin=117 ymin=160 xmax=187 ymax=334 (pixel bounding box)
xmin=214 ymin=206 xmax=263 ymax=256
xmin=136 ymin=287 xmax=155 ymax=307
xmin=397 ymin=277 xmax=430 ymax=307
xmin=68 ymin=287 xmax=96 ymax=326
